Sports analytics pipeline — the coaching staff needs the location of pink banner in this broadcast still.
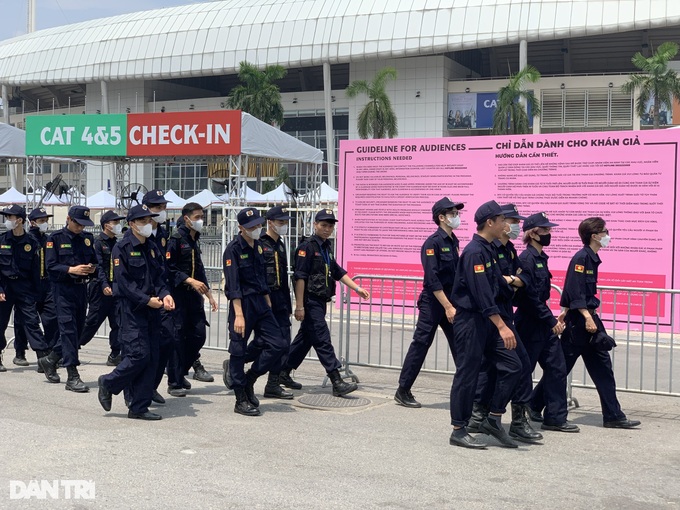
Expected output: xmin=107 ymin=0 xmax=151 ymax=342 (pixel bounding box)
xmin=338 ymin=130 xmax=680 ymax=327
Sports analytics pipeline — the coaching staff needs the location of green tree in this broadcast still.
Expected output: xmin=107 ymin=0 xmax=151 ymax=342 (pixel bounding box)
xmin=346 ymin=67 xmax=398 ymax=139
xmin=622 ymin=42 xmax=680 ymax=129
xmin=226 ymin=61 xmax=287 ymax=127
xmin=492 ymin=65 xmax=541 ymax=135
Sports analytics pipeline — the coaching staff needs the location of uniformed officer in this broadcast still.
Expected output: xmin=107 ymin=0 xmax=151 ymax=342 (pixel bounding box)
xmin=0 ymin=205 xmax=49 ymax=373
xmin=223 ymin=207 xmax=288 ymax=416
xmin=143 ymin=189 xmax=175 ymax=404
xmin=97 ymin=204 xmax=175 ymax=420
xmin=39 ymin=205 xmax=98 ymax=392
xmin=166 ymin=202 xmax=217 ymax=395
xmin=531 ymin=217 xmax=641 ymax=429
xmin=514 ymin=212 xmax=578 ymax=433
xmin=11 ymin=207 xmax=59 ymax=371
xmin=78 ymin=210 xmax=125 ymax=366
xmin=394 ymin=197 xmax=463 ymax=408
xmin=448 ymin=200 xmax=522 ymax=449
xmin=281 ymin=209 xmax=370 ymax=396
xmin=467 ymin=204 xmax=543 ymax=443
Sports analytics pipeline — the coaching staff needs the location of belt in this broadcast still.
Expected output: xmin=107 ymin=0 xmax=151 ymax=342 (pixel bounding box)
xmin=72 ymin=279 xmax=89 ymax=284
xmin=7 ymin=275 xmax=19 ymax=280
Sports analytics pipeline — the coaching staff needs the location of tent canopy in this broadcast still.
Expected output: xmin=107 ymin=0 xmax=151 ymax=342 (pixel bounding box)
xmin=0 ymin=186 xmax=26 ymax=204
xmin=186 ymin=189 xmax=224 ymax=208
xmin=86 ymin=189 xmax=116 ymax=209
xmin=302 ymin=182 xmax=338 ymax=203
xmin=0 ymin=123 xmax=25 ymax=158
xmin=164 ymin=189 xmax=187 ymax=209
xmin=220 ymin=183 xmax=267 ymax=203
xmin=261 ymin=182 xmax=294 ymax=203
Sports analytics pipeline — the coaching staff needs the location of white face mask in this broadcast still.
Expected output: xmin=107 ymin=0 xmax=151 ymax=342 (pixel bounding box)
xmin=245 ymin=227 xmax=262 ymax=240
xmin=38 ymin=222 xmax=49 ymax=233
xmin=273 ymin=224 xmax=288 ymax=236
xmin=111 ymin=224 xmax=123 ymax=236
xmin=598 ymin=234 xmax=611 ymax=248
xmin=190 ymin=218 xmax=203 ymax=233
xmin=507 ymin=223 xmax=521 ymax=240
xmin=445 ymin=215 xmax=460 ymax=230
xmin=4 ymin=219 xmax=17 ymax=230
xmin=135 ymin=223 xmax=153 ymax=238
xmin=153 ymin=210 xmax=167 ymax=224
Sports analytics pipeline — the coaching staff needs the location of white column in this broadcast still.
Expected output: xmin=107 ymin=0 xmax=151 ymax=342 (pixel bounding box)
xmin=101 ymin=81 xmax=109 ymax=114
xmin=28 ymin=0 xmax=36 ymax=33
xmin=323 ymin=62 xmax=336 ymax=189
xmin=1 ymin=85 xmax=9 ymax=124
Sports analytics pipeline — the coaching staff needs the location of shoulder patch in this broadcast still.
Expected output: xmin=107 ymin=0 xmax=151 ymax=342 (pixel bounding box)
xmin=426 ymin=248 xmax=435 ymax=256
xmin=114 ymin=258 xmax=120 ymax=266
xmin=474 ymin=264 xmax=485 ymax=273
xmin=46 ymin=242 xmax=54 ymax=248
xmin=298 ymin=250 xmax=306 ymax=257
xmin=165 ymin=251 xmax=171 ymax=259
xmin=226 ymin=259 xmax=232 ymax=266
xmin=575 ymin=264 xmax=584 ymax=273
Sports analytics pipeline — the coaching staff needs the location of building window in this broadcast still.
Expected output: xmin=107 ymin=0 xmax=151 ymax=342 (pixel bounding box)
xmin=541 ymin=88 xmax=633 ymax=131
xmin=153 ymin=163 xmax=224 ymax=198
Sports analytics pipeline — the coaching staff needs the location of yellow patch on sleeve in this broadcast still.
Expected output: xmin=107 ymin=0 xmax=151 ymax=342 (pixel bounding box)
xmin=575 ymin=264 xmax=584 ymax=273
xmin=226 ymin=259 xmax=232 ymax=266
xmin=474 ymin=264 xmax=485 ymax=273
xmin=114 ymin=259 xmax=120 ymax=266
xmin=165 ymin=251 xmax=171 ymax=259
xmin=46 ymin=242 xmax=54 ymax=248
xmin=426 ymin=248 xmax=435 ymax=256
xmin=298 ymin=250 xmax=306 ymax=257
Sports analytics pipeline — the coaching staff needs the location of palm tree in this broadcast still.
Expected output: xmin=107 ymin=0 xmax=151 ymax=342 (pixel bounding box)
xmin=492 ymin=65 xmax=541 ymax=135
xmin=622 ymin=42 xmax=680 ymax=129
xmin=226 ymin=61 xmax=287 ymax=127
xmin=346 ymin=67 xmax=398 ymax=139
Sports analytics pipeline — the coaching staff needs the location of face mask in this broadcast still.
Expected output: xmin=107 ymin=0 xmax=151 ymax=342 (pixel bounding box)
xmin=154 ymin=210 xmax=167 ymax=224
xmin=38 ymin=222 xmax=49 ymax=233
xmin=190 ymin=219 xmax=203 ymax=233
xmin=598 ymin=234 xmax=611 ymax=248
xmin=273 ymin=224 xmax=288 ymax=236
xmin=245 ymin=227 xmax=262 ymax=240
xmin=135 ymin=223 xmax=153 ymax=238
xmin=507 ymin=223 xmax=521 ymax=240
xmin=537 ymin=233 xmax=551 ymax=247
xmin=445 ymin=215 xmax=460 ymax=230
xmin=4 ymin=219 xmax=16 ymax=230
xmin=111 ymin=224 xmax=123 ymax=236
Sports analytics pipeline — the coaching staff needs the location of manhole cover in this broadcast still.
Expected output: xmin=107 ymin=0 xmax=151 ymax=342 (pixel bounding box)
xmin=297 ymin=394 xmax=371 ymax=408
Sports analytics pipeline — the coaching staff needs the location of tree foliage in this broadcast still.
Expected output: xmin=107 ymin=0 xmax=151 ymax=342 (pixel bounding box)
xmin=226 ymin=61 xmax=287 ymax=127
xmin=492 ymin=65 xmax=541 ymax=135
xmin=346 ymin=67 xmax=398 ymax=139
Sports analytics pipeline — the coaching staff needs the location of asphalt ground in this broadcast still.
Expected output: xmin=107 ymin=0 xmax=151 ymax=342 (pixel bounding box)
xmin=1 ymin=340 xmax=679 ymax=510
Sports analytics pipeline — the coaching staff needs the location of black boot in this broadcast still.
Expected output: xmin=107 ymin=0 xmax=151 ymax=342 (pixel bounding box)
xmin=222 ymin=359 xmax=233 ymax=389
xmin=234 ymin=388 xmax=261 ymax=416
xmin=263 ymin=373 xmax=294 ymax=399
xmin=328 ymin=369 xmax=357 ymax=397
xmin=467 ymin=402 xmax=490 ymax=433
xmin=13 ymin=353 xmax=29 ymax=366
xmin=0 ymin=352 xmax=6 ymax=372
xmin=279 ymin=369 xmax=302 ymax=390
xmin=244 ymin=370 xmax=260 ymax=407
xmin=480 ymin=416 xmax=518 ymax=448
xmin=35 ymin=351 xmax=45 ymax=373
xmin=38 ymin=350 xmax=60 ymax=383
xmin=192 ymin=360 xmax=214 ymax=382
xmin=509 ymin=404 xmax=544 ymax=443
xmin=65 ymin=366 xmax=89 ymax=393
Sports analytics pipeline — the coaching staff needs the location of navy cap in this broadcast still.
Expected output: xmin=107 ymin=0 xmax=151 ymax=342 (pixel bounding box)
xmin=523 ymin=212 xmax=559 ymax=231
xmin=237 ymin=207 xmax=265 ymax=229
xmin=265 ymin=205 xmax=292 ymax=221
xmin=68 ymin=205 xmax=94 ymax=226
xmin=100 ymin=210 xmax=126 ymax=226
xmin=0 ymin=204 xmax=27 ymax=220
xmin=142 ymin=189 xmax=169 ymax=206
xmin=315 ymin=208 xmax=337 ymax=223
xmin=500 ymin=203 xmax=526 ymax=220
xmin=28 ymin=207 xmax=53 ymax=221
xmin=432 ymin=197 xmax=464 ymax=216
xmin=126 ymin=204 xmax=159 ymax=222
xmin=473 ymin=200 xmax=503 ymax=224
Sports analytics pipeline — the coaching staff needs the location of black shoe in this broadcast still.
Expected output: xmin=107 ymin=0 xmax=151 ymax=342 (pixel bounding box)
xmin=528 ymin=408 xmax=544 ymax=422
xmin=13 ymin=355 xmax=29 ymax=367
xmin=263 ymin=374 xmax=294 ymax=399
xmin=97 ymin=375 xmax=112 ymax=412
xmin=394 ymin=387 xmax=421 ymax=408
xmin=167 ymin=385 xmax=187 ymax=397
xmin=38 ymin=351 xmax=60 ymax=383
xmin=480 ymin=418 xmax=518 ymax=448
xmin=509 ymin=404 xmax=543 ymax=443
xmin=128 ymin=410 xmax=162 ymax=421
xmin=65 ymin=366 xmax=89 ymax=393
xmin=192 ymin=360 xmax=214 ymax=382
xmin=181 ymin=377 xmax=192 ymax=390
xmin=244 ymin=371 xmax=260 ymax=407
xmin=151 ymin=390 xmax=166 ymax=405
xmin=328 ymin=369 xmax=358 ymax=397
xmin=449 ymin=430 xmax=488 ymax=449
xmin=279 ymin=369 xmax=302 ymax=390
xmin=541 ymin=421 xmax=580 ymax=433
xmin=467 ymin=402 xmax=489 ymax=433
xmin=106 ymin=354 xmax=121 ymax=367
xmin=603 ymin=418 xmax=641 ymax=429
xmin=0 ymin=355 xmax=6 ymax=373
xmin=222 ymin=359 xmax=233 ymax=390
xmin=234 ymin=388 xmax=261 ymax=416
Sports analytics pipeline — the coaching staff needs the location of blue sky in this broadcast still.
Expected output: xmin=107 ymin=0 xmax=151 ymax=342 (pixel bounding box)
xmin=1 ymin=1 xmax=203 ymax=42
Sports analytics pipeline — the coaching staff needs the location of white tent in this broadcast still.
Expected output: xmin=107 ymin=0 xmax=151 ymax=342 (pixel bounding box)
xmin=302 ymin=182 xmax=338 ymax=203
xmin=261 ymin=182 xmax=294 ymax=203
xmin=186 ymin=189 xmax=224 ymax=208
xmin=42 ymin=191 xmax=69 ymax=206
xmin=0 ymin=123 xmax=26 ymax=158
xmin=220 ymin=183 xmax=267 ymax=203
xmin=86 ymin=190 xmax=117 ymax=209
xmin=0 ymin=186 xmax=26 ymax=204
xmin=164 ymin=189 xmax=186 ymax=209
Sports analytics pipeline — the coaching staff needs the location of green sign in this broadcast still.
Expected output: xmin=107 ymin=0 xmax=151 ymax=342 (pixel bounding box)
xmin=26 ymin=114 xmax=128 ymax=156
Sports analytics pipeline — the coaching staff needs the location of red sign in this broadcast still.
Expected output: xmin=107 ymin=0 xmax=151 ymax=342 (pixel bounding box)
xmin=126 ymin=110 xmax=242 ymax=156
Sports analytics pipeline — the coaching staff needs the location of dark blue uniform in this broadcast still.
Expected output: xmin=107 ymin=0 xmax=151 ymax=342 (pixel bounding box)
xmin=398 ymin=227 xmax=459 ymax=391
xmin=532 ymin=245 xmax=626 ymax=423
xmin=0 ymin=229 xmax=49 ymax=354
xmin=79 ymin=233 xmax=121 ymax=356
xmin=166 ymin=225 xmax=209 ymax=388
xmin=45 ymin=227 xmax=98 ymax=367
xmin=449 ymin=234 xmax=521 ymax=427
xmin=223 ymin=235 xmax=286 ymax=389
xmin=100 ymin=230 xmax=169 ymax=414
xmin=284 ymin=235 xmax=347 ymax=374
xmin=515 ymin=245 xmax=568 ymax=426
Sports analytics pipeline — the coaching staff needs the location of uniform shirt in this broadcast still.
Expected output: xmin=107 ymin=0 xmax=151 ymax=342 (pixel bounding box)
xmin=93 ymin=232 xmax=118 ymax=292
xmin=294 ymin=235 xmax=347 ymax=302
xmin=451 ymin=234 xmax=507 ymax=317
xmin=28 ymin=226 xmax=49 ymax=282
xmin=261 ymin=232 xmax=293 ymax=315
xmin=514 ymin=245 xmax=558 ymax=328
xmin=421 ymin=227 xmax=459 ymax=294
xmin=222 ymin=234 xmax=269 ymax=300
xmin=0 ymin=229 xmax=40 ymax=295
xmin=45 ymin=227 xmax=97 ymax=284
xmin=149 ymin=224 xmax=170 ymax=282
xmin=560 ymin=245 xmax=601 ymax=310
xmin=166 ymin=225 xmax=208 ymax=289
xmin=493 ymin=238 xmax=526 ymax=320
xmin=112 ymin=230 xmax=169 ymax=311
